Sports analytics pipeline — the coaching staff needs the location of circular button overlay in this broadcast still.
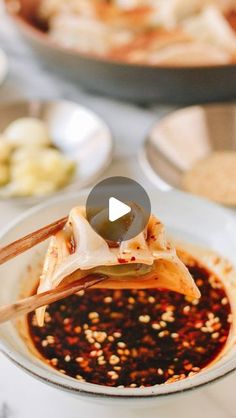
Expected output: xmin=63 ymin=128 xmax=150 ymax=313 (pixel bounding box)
xmin=86 ymin=177 xmax=151 ymax=242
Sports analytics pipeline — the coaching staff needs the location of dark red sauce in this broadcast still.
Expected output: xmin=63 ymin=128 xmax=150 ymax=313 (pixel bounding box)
xmin=28 ymin=261 xmax=231 ymax=387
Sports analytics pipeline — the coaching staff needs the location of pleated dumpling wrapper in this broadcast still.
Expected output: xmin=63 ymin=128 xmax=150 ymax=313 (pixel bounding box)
xmin=36 ymin=206 xmax=200 ymax=325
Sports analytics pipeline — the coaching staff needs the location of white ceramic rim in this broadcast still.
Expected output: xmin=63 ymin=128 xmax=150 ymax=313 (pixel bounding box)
xmin=1 ymin=190 xmax=236 ymax=400
xmin=0 ymin=48 xmax=8 ymax=86
xmin=138 ymin=147 xmax=172 ymax=192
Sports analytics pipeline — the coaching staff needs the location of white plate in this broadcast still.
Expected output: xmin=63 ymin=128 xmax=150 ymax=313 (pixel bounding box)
xmin=0 ymin=188 xmax=236 ymax=406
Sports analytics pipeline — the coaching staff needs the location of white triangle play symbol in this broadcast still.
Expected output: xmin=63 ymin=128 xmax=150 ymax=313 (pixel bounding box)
xmin=109 ymin=197 xmax=131 ymax=222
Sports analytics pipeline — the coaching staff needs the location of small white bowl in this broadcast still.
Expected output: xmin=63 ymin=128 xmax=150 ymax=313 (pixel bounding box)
xmin=139 ymin=103 xmax=236 ymax=197
xmin=0 ymin=189 xmax=236 ymax=406
xmin=0 ymin=100 xmax=113 ymax=205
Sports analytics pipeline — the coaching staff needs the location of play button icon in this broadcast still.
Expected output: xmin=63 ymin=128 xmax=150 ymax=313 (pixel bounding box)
xmin=86 ymin=177 xmax=151 ymax=242
xmin=109 ymin=197 xmax=131 ymax=222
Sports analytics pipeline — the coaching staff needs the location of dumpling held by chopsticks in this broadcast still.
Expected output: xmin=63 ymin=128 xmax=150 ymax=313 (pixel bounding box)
xmin=36 ymin=206 xmax=200 ymax=325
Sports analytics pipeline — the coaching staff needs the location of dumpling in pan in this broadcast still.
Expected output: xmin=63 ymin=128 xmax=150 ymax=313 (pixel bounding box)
xmin=36 ymin=206 xmax=200 ymax=325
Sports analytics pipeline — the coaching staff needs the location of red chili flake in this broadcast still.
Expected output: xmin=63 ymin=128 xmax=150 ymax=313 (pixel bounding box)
xmin=28 ymin=260 xmax=231 ymax=388
xmin=131 ymin=256 xmax=136 ymax=261
xmin=117 ymin=258 xmax=128 ymax=264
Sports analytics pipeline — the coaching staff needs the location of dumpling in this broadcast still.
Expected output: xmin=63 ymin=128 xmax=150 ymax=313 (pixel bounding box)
xmin=183 ymin=6 xmax=236 ymax=54
xmin=36 ymin=206 xmax=200 ymax=325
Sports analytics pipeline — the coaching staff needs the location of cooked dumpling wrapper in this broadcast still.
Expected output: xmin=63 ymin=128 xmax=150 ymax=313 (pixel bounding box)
xmin=36 ymin=206 xmax=200 ymax=325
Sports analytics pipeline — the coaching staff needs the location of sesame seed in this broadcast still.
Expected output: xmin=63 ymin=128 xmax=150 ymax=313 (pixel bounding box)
xmin=108 ymin=336 xmax=115 ymax=342
xmin=161 ymin=312 xmax=174 ymax=322
xmin=46 ymin=335 xmax=55 ymax=344
xmin=171 ymin=333 xmax=179 ymax=339
xmin=128 ymin=297 xmax=135 ymax=304
xmin=191 ymin=299 xmax=199 ymax=306
xmin=148 ymin=296 xmax=155 ymax=303
xmin=42 ymin=340 xmax=48 ymax=347
xmin=75 ymin=357 xmax=83 ymax=363
xmin=212 ymin=332 xmax=219 ymax=339
xmin=157 ymin=368 xmax=164 ymax=375
xmin=64 ymin=355 xmax=71 ymax=362
xmin=117 ymin=342 xmax=126 ymax=348
xmin=88 ymin=312 xmax=99 ymax=320
xmin=104 ymin=296 xmax=112 ymax=304
xmin=76 ymin=374 xmax=85 ymax=381
xmin=152 ymin=323 xmax=161 ymax=330
xmin=95 ymin=332 xmax=107 ymax=343
xmin=221 ymin=297 xmax=228 ymax=305
xmin=109 ymin=355 xmax=120 ymax=365
xmin=87 ymin=338 xmax=95 ymax=344
xmin=77 ymin=290 xmax=85 ymax=297
xmin=139 ymin=315 xmax=151 ymax=323
xmin=113 ymin=332 xmax=122 ymax=338
xmin=183 ymin=306 xmax=190 ymax=314
xmin=94 ymin=342 xmax=102 ymax=349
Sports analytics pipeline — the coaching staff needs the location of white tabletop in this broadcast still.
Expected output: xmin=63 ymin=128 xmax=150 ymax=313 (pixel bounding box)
xmin=0 ymin=5 xmax=235 ymax=418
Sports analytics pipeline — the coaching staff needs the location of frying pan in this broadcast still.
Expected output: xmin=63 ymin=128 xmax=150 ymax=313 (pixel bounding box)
xmin=5 ymin=0 xmax=236 ymax=104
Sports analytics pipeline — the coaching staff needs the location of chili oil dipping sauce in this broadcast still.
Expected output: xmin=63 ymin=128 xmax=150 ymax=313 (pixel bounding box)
xmin=24 ymin=245 xmax=236 ymax=388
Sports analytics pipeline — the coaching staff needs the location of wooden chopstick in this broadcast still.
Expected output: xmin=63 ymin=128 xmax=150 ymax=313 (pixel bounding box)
xmin=0 ymin=216 xmax=67 ymax=266
xmin=0 ymin=275 xmax=105 ymax=324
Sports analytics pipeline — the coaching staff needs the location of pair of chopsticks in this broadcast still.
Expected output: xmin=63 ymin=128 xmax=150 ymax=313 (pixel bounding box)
xmin=0 ymin=216 xmax=106 ymax=324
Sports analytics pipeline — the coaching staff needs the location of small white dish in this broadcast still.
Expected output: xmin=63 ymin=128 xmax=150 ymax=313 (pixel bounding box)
xmin=0 ymin=48 xmax=8 ymax=86
xmin=0 ymin=100 xmax=113 ymax=205
xmin=139 ymin=103 xmax=236 ymax=194
xmin=0 ymin=189 xmax=236 ymax=406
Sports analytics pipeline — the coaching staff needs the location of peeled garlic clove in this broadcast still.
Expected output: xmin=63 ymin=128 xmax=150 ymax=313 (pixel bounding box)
xmin=4 ymin=117 xmax=51 ymax=148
